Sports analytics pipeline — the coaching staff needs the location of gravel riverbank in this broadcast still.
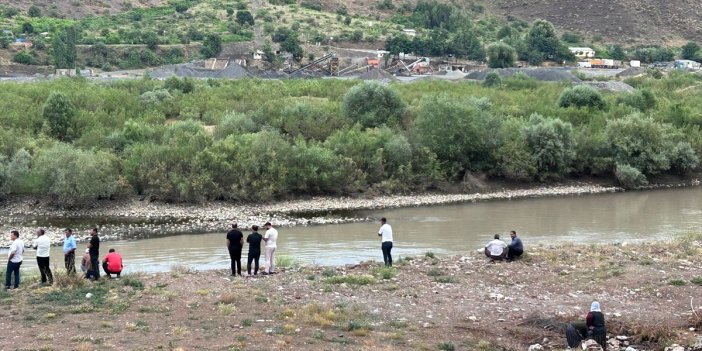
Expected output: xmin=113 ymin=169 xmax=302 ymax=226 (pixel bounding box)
xmin=0 ymin=184 xmax=624 ymax=248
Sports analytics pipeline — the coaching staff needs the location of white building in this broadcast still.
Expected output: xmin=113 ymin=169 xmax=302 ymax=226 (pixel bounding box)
xmin=569 ymin=47 xmax=596 ymax=59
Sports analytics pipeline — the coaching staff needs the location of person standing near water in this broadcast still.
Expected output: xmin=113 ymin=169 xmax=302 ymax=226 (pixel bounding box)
xmin=226 ymin=223 xmax=244 ymax=276
xmin=32 ymin=228 xmax=53 ymax=285
xmin=246 ymin=225 xmax=263 ymax=276
xmin=262 ymin=222 xmax=278 ymax=275
xmin=63 ymin=228 xmax=77 ymax=274
xmin=5 ymin=231 xmax=24 ymax=289
xmin=378 ymin=217 xmax=393 ymax=267
xmin=86 ymin=228 xmax=100 ymax=280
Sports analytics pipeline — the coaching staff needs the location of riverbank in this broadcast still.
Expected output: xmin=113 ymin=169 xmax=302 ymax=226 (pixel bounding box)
xmin=1 ymin=237 xmax=700 ymax=350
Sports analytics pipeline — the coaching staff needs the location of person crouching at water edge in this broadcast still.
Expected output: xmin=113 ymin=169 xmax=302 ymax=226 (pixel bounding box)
xmin=484 ymin=234 xmax=507 ymax=261
xmin=507 ymin=230 xmax=524 ymax=261
xmin=262 ymin=222 xmax=278 ymax=275
xmin=102 ymin=248 xmax=123 ymax=279
xmin=378 ymin=217 xmax=393 ymax=267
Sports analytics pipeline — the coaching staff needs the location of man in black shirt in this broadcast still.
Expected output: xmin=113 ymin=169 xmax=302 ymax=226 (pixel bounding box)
xmin=226 ymin=223 xmax=244 ymax=276
xmin=86 ymin=228 xmax=100 ymax=280
xmin=246 ymin=225 xmax=263 ymax=276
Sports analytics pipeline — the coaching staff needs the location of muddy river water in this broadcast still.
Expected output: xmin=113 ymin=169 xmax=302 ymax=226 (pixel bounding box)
xmin=8 ymin=187 xmax=702 ymax=273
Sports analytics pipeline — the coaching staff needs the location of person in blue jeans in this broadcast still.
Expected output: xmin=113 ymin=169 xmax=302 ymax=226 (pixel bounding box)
xmin=6 ymin=231 xmax=25 ymax=289
xmin=377 ymin=218 xmax=394 ymax=267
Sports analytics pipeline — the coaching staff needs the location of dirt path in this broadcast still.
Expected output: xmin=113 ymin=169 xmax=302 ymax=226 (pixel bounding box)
xmin=0 ymin=236 xmax=700 ymax=350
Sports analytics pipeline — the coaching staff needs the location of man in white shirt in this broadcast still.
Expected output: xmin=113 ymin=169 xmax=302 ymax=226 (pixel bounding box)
xmin=5 ymin=230 xmax=25 ymax=289
xmin=484 ymin=234 xmax=507 ymax=261
xmin=33 ymin=228 xmax=53 ymax=285
xmin=378 ymin=217 xmax=393 ymax=267
xmin=262 ymin=222 xmax=278 ymax=275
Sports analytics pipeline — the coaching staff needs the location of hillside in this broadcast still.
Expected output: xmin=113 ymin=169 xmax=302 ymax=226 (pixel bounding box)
xmin=0 ymin=0 xmax=168 ymax=18
xmin=486 ymin=0 xmax=702 ymax=45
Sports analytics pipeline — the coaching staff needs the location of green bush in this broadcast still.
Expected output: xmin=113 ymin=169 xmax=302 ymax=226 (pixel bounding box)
xmin=616 ymin=88 xmax=656 ymax=111
xmin=482 ymin=71 xmax=502 ymax=87
xmin=614 ymin=163 xmax=647 ymax=188
xmin=214 ymin=111 xmax=259 ymax=139
xmin=12 ymin=51 xmax=35 ymax=65
xmin=559 ymin=85 xmax=606 ymax=110
xmin=42 ymin=91 xmax=75 ymax=141
xmin=341 ymin=82 xmax=406 ymax=128
xmin=487 ymin=42 xmax=516 ymax=68
xmin=605 ymin=114 xmax=671 ymax=175
xmin=523 ymin=113 xmax=576 ymax=179
xmin=33 ymin=143 xmax=117 ymax=202
xmin=669 ymin=141 xmax=699 ymax=174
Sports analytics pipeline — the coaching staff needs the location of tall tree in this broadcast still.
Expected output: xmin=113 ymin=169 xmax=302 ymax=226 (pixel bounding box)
xmin=449 ymin=29 xmax=485 ymax=61
xmin=200 ymin=34 xmax=222 ymax=58
xmin=487 ymin=42 xmax=516 ymax=68
xmin=52 ymin=26 xmax=78 ymax=69
xmin=526 ymin=20 xmax=573 ymax=63
xmin=42 ymin=91 xmax=75 ymax=141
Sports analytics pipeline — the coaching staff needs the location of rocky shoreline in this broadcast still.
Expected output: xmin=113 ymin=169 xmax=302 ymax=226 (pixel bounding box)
xmin=0 ymin=182 xmax=695 ymax=248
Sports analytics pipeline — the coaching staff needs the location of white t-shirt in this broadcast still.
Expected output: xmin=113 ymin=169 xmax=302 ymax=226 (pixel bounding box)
xmin=33 ymin=235 xmax=51 ymax=258
xmin=486 ymin=239 xmax=507 ymax=256
xmin=9 ymin=239 xmax=25 ymax=263
xmin=378 ymin=223 xmax=393 ymax=242
xmin=264 ymin=228 xmax=278 ymax=248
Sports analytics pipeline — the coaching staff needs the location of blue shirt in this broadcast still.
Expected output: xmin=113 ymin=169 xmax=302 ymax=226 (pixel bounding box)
xmin=510 ymin=236 xmax=523 ymax=251
xmin=63 ymin=236 xmax=77 ymax=254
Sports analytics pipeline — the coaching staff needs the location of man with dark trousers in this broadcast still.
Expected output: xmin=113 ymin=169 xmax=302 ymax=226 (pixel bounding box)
xmin=32 ymin=228 xmax=53 ymax=285
xmin=63 ymin=228 xmax=77 ymax=274
xmin=226 ymin=223 xmax=244 ymax=276
xmin=86 ymin=228 xmax=100 ymax=280
xmin=246 ymin=225 xmax=263 ymax=276
xmin=377 ymin=217 xmax=394 ymax=267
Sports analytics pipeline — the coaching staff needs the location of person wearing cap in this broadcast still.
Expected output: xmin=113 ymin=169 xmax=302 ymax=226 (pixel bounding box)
xmin=378 ymin=217 xmax=393 ymax=267
xmin=226 ymin=223 xmax=244 ymax=276
xmin=262 ymin=222 xmax=278 ymax=275
xmin=81 ymin=248 xmax=92 ymax=274
xmin=63 ymin=228 xmax=77 ymax=274
xmin=32 ymin=228 xmax=53 ymax=285
xmin=484 ymin=234 xmax=507 ymax=261
xmin=102 ymin=249 xmax=123 ymax=278
xmin=5 ymin=230 xmax=24 ymax=289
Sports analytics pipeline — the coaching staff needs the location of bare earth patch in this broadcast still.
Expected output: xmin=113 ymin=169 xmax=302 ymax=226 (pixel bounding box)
xmin=0 ymin=236 xmax=700 ymax=350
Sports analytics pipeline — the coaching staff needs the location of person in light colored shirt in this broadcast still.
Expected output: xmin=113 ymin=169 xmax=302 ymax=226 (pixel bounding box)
xmin=5 ymin=230 xmax=25 ymax=289
xmin=81 ymin=248 xmax=92 ymax=274
xmin=377 ymin=217 xmax=393 ymax=267
xmin=63 ymin=228 xmax=77 ymax=274
xmin=262 ymin=222 xmax=278 ymax=275
xmin=32 ymin=228 xmax=53 ymax=285
xmin=484 ymin=234 xmax=507 ymax=261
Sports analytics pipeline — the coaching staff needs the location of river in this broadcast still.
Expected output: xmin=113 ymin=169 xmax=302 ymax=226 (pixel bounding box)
xmin=5 ymin=187 xmax=701 ymax=273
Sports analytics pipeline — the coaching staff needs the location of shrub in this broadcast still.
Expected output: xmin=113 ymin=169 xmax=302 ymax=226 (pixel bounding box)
xmin=522 ymin=114 xmax=576 ymax=179
xmin=605 ymin=114 xmax=671 ymax=175
xmin=42 ymin=91 xmax=75 ymax=141
xmin=200 ymin=34 xmax=222 ymax=58
xmin=214 ymin=111 xmax=259 ymax=139
xmin=139 ymin=89 xmax=173 ymax=107
xmin=669 ymin=141 xmax=699 ymax=174
xmin=616 ymin=88 xmax=656 ymax=111
xmin=325 ymin=274 xmax=376 ymax=285
xmin=0 ymin=148 xmax=32 ymax=196
xmin=341 ymin=82 xmax=406 ymax=128
xmin=33 ymin=143 xmax=117 ymax=203
xmin=614 ymin=163 xmax=647 ymax=189
xmin=559 ymin=85 xmax=606 ymax=110
xmin=236 ymin=10 xmax=254 ymax=26
xmin=164 ymin=76 xmax=195 ymax=94
xmin=487 ymin=42 xmax=516 ymax=68
xmin=482 ymin=71 xmax=502 ymax=87
xmin=12 ymin=51 xmax=35 ymax=65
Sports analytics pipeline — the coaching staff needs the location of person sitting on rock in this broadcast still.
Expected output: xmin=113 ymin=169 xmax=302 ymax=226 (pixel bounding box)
xmin=507 ymin=230 xmax=524 ymax=261
xmin=81 ymin=248 xmax=92 ymax=274
xmin=102 ymin=248 xmax=123 ymax=279
xmin=484 ymin=234 xmax=507 ymax=261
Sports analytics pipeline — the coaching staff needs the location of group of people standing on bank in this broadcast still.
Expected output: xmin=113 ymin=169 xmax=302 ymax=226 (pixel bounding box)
xmin=225 ymin=222 xmax=278 ymax=276
xmin=5 ymin=227 xmax=123 ymax=289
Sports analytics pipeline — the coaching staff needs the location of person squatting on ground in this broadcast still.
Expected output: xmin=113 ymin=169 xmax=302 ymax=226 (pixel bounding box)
xmin=507 ymin=230 xmax=524 ymax=261
xmin=586 ymin=301 xmax=607 ymax=351
xmin=32 ymin=228 xmax=53 ymax=285
xmin=226 ymin=223 xmax=244 ymax=276
xmin=63 ymin=228 xmax=77 ymax=274
xmin=86 ymin=228 xmax=100 ymax=280
xmin=6 ymin=231 xmax=24 ymax=289
xmin=247 ymin=225 xmax=263 ymax=276
xmin=484 ymin=234 xmax=507 ymax=261
xmin=378 ymin=217 xmax=393 ymax=267
xmin=102 ymin=248 xmax=123 ymax=278
xmin=262 ymin=222 xmax=278 ymax=275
